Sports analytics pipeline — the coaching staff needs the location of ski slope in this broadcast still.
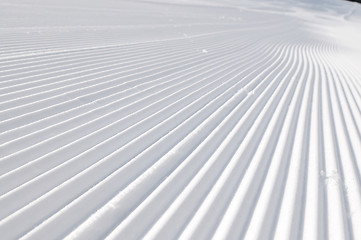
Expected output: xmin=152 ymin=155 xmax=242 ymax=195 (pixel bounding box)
xmin=1 ymin=0 xmax=361 ymax=239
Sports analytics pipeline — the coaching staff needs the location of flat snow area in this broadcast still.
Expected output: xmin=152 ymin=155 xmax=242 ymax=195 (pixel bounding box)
xmin=1 ymin=0 xmax=361 ymax=239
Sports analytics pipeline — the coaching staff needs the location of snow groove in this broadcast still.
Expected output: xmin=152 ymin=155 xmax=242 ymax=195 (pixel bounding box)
xmin=1 ymin=0 xmax=361 ymax=239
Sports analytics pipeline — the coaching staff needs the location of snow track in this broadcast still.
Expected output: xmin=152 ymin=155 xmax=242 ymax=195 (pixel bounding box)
xmin=1 ymin=0 xmax=361 ymax=239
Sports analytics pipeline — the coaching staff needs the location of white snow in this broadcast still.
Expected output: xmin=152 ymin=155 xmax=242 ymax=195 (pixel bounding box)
xmin=0 ymin=0 xmax=361 ymax=239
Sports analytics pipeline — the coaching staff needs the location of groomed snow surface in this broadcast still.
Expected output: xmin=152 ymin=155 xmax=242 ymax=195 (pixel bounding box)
xmin=1 ymin=0 xmax=361 ymax=239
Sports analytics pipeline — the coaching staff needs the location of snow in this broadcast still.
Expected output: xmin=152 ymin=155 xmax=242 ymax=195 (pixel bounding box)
xmin=0 ymin=0 xmax=361 ymax=239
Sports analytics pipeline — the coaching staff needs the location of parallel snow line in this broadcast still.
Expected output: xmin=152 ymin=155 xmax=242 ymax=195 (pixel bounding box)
xmin=12 ymin=41 xmax=286 ymax=225
xmin=0 ymin=37 xmax=276 ymax=212
xmin=316 ymin=42 xmax=349 ymax=240
xmin=0 ymin=38 xmax=252 ymax=148
xmin=332 ymin=55 xmax=361 ymax=124
xmin=0 ymin=37 xmax=276 ymax=206
xmin=1 ymin=1 xmax=361 ymax=239
xmin=0 ymin=37 xmax=286 ymax=238
xmin=0 ymin=33 xmax=248 ymax=98
xmin=0 ymin=33 xmax=253 ymax=111
xmin=238 ymin=40 xmax=313 ymax=240
xmin=0 ymin=35 xmax=219 ymax=68
xmin=303 ymin=41 xmax=328 ymax=240
xmin=329 ymin=62 xmax=361 ymax=182
xmin=108 ymin=41 xmax=306 ymax=240
xmin=0 ymin=44 xmax=180 ymax=74
xmin=136 ymin=40 xmax=296 ymax=239
xmin=0 ymin=41 xmax=203 ymax=83
xmin=0 ymin=39 xmax=280 ymax=238
xmin=319 ymin=45 xmax=361 ymax=239
xmin=0 ymin=34 xmax=211 ymax=77
xmin=0 ymin=38 xmax=258 ymax=193
xmin=0 ymin=40 xmax=214 ymax=99
xmin=191 ymin=39 xmax=298 ymax=240
xmin=0 ymin=38 xmax=247 ymax=136
xmin=63 ymin=39 xmax=294 ymax=240
xmin=0 ymin=29 xmax=292 ymax=142
xmin=209 ymin=40 xmax=303 ymax=240
xmin=0 ymin=51 xmax=233 ymax=123
xmin=326 ymin=53 xmax=361 ymax=172
xmin=279 ymin=41 xmax=326 ymax=240
xmin=0 ymin=30 xmax=242 ymax=87
xmin=0 ymin=34 xmax=258 ymax=172
xmin=0 ymin=24 xmax=284 ymax=59
xmin=0 ymin=39 xmax=239 ymax=127
xmin=0 ymin=22 xmax=295 ymax=82
xmin=270 ymin=40 xmax=317 ymax=240
xmin=0 ymin=32 xmax=247 ymax=77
